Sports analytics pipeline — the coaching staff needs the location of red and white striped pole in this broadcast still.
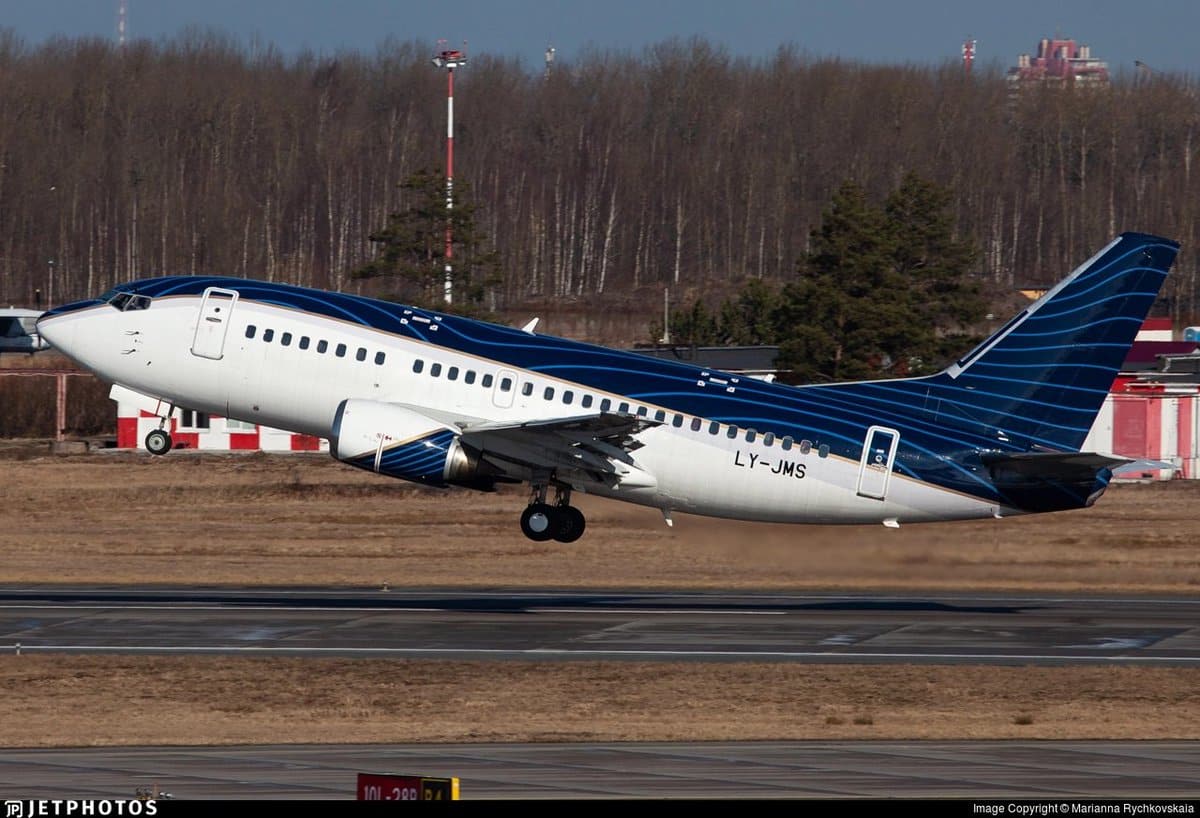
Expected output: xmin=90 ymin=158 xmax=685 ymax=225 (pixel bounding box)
xmin=433 ymin=42 xmax=467 ymax=305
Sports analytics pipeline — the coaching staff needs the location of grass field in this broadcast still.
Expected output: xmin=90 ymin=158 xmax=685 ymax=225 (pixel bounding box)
xmin=1 ymin=445 xmax=1197 ymax=592
xmin=2 ymin=657 xmax=1197 ymax=746
xmin=3 ymin=445 xmax=1199 ymax=746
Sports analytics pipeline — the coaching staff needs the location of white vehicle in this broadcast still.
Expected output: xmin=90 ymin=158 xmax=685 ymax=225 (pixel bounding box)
xmin=0 ymin=308 xmax=48 ymax=353
xmin=37 ymin=233 xmax=1178 ymax=542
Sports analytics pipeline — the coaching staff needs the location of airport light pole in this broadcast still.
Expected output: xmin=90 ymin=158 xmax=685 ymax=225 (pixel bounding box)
xmin=432 ymin=41 xmax=467 ymax=306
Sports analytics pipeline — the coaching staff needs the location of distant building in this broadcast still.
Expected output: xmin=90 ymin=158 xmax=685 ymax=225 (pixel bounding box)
xmin=1008 ymin=37 xmax=1109 ymax=86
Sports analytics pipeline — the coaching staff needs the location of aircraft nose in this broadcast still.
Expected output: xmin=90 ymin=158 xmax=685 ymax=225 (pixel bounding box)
xmin=35 ymin=313 xmax=75 ymax=353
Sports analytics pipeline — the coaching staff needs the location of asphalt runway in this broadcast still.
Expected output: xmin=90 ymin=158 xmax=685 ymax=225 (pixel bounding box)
xmin=2 ymin=741 xmax=1198 ymax=798
xmin=0 ymin=586 xmax=1198 ymax=665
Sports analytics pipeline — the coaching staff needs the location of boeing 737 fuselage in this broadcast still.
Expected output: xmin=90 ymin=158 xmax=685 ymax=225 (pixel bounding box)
xmin=37 ymin=233 xmax=1179 ymax=542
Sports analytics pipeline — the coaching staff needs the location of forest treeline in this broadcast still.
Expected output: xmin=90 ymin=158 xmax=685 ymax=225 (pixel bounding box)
xmin=1 ymin=30 xmax=1199 ymax=327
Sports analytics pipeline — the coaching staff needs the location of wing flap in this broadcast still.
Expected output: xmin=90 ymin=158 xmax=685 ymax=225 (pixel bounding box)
xmin=461 ymin=412 xmax=660 ymax=487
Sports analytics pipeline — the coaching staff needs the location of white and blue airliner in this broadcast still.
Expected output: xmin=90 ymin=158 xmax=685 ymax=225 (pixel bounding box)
xmin=36 ymin=232 xmax=1179 ymax=542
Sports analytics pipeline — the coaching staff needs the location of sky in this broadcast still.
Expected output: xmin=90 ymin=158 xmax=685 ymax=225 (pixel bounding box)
xmin=4 ymin=0 xmax=1200 ymax=76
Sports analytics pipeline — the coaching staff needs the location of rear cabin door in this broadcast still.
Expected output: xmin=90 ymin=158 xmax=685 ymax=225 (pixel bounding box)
xmin=856 ymin=425 xmax=900 ymax=500
xmin=191 ymin=287 xmax=238 ymax=360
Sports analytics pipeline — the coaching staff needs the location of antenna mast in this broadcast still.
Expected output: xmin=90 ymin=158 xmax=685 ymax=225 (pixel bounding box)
xmin=431 ymin=40 xmax=467 ymax=305
xmin=117 ymin=0 xmax=127 ymax=50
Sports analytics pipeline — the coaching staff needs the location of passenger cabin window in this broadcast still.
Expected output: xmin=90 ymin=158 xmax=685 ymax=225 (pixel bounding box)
xmin=600 ymin=398 xmax=611 ymax=412
xmin=522 ymin=382 xmax=534 ymax=397
xmin=335 ymin=343 xmax=347 ymax=358
xmin=563 ymin=390 xmax=574 ymax=404
xmin=375 ymin=351 xmax=386 ymax=365
xmin=281 ymin=332 xmax=292 ymax=346
xmin=263 ymin=329 xmax=275 ymax=342
xmin=430 ymin=363 xmax=442 ymax=377
xmin=799 ymin=440 xmax=812 ymax=454
xmin=763 ymin=432 xmax=775 ymax=446
xmin=544 ymin=386 xmax=555 ymax=400
xmin=299 ymin=336 xmax=310 ymax=350
xmin=447 ymin=366 xmax=459 ymax=380
xmin=582 ymin=395 xmax=594 ymax=409
xmin=690 ymin=417 xmax=702 ymax=431
xmin=709 ymin=421 xmax=720 ymax=435
xmin=654 ymin=410 xmax=665 ymax=422
xmin=482 ymin=374 xmax=494 ymax=388
xmin=781 ymin=436 xmax=794 ymax=451
xmin=636 ymin=406 xmax=648 ymax=418
xmin=745 ymin=429 xmax=757 ymax=443
xmin=245 ymin=325 xmax=256 ymax=339
xmin=818 ymin=444 xmax=830 ymax=458
xmin=672 ymin=414 xmax=684 ymax=428
xmin=465 ymin=370 xmax=476 ymax=384
xmin=726 ymin=426 xmax=738 ymax=439
xmin=618 ymin=402 xmax=629 ymax=414
xmin=317 ymin=340 xmax=328 ymax=354
xmin=413 ymin=359 xmax=424 ymax=373
xmin=355 ymin=347 xmax=367 ymax=362
xmin=500 ymin=377 xmax=513 ymax=392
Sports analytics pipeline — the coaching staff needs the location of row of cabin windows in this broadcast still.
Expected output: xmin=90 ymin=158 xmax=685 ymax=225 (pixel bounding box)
xmin=411 ymin=355 xmax=831 ymax=458
xmin=244 ymin=325 xmax=386 ymax=365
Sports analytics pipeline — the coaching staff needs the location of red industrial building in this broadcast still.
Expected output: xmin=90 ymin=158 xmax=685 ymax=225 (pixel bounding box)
xmin=1008 ymin=36 xmax=1110 ymax=85
xmin=1083 ymin=319 xmax=1200 ymax=479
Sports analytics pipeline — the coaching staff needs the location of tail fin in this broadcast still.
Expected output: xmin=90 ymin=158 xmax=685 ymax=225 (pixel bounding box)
xmin=916 ymin=232 xmax=1178 ymax=451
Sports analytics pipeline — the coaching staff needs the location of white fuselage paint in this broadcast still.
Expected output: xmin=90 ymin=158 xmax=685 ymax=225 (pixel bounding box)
xmin=49 ymin=294 xmax=1009 ymax=525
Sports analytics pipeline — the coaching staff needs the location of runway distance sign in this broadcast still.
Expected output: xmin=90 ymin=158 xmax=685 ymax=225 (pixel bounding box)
xmin=357 ymin=773 xmax=460 ymax=801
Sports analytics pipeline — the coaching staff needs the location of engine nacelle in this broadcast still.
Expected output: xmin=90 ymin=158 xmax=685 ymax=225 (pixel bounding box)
xmin=330 ymin=399 xmax=493 ymax=489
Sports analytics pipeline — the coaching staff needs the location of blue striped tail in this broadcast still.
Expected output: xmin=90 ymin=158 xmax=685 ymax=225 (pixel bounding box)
xmin=851 ymin=232 xmax=1179 ymax=452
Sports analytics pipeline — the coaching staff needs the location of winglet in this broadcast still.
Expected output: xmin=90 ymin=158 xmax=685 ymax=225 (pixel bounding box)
xmin=521 ymin=317 xmax=539 ymax=334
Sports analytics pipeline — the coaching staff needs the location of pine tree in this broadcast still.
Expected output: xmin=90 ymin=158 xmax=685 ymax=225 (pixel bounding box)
xmin=773 ymin=176 xmax=985 ymax=382
xmin=353 ymin=169 xmax=500 ymax=312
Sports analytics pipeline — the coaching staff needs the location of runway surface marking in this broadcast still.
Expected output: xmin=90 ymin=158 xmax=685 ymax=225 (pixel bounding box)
xmin=1 ymin=587 xmax=1198 ymax=666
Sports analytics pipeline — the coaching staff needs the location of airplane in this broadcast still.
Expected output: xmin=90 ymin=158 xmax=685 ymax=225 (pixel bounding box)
xmin=0 ymin=308 xmax=49 ymax=353
xmin=36 ymin=232 xmax=1178 ymax=542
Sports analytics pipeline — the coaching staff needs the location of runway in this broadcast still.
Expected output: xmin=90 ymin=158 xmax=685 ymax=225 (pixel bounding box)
xmin=2 ymin=741 xmax=1198 ymax=798
xmin=1 ymin=586 xmax=1199 ymax=665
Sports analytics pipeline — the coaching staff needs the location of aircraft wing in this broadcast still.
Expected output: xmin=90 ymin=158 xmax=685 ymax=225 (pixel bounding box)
xmin=458 ymin=412 xmax=662 ymax=488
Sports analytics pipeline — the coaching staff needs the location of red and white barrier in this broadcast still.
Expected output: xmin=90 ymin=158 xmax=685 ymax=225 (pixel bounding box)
xmin=111 ymin=384 xmax=327 ymax=453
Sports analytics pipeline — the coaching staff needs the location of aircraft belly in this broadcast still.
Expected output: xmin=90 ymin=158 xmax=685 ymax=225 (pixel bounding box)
xmin=632 ymin=430 xmax=998 ymax=525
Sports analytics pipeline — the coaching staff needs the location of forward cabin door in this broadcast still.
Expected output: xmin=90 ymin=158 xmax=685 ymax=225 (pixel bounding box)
xmin=856 ymin=425 xmax=900 ymax=500
xmin=191 ymin=287 xmax=239 ymax=360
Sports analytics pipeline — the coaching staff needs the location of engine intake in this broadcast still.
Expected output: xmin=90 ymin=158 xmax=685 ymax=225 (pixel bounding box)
xmin=330 ymin=399 xmax=494 ymax=489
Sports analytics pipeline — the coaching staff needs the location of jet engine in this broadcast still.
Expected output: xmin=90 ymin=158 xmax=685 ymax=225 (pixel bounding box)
xmin=330 ymin=399 xmax=495 ymax=489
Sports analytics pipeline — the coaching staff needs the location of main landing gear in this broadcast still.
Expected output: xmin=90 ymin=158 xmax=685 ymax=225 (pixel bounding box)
xmin=520 ymin=482 xmax=586 ymax=543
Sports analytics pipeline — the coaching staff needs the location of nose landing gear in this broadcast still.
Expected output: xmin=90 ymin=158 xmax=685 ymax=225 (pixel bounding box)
xmin=144 ymin=428 xmax=173 ymax=455
xmin=145 ymin=410 xmax=174 ymax=456
xmin=520 ymin=481 xmax=586 ymax=543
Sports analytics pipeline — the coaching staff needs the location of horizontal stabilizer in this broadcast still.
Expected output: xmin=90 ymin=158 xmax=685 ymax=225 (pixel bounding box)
xmin=1111 ymin=458 xmax=1178 ymax=476
xmin=980 ymin=450 xmax=1129 ymax=478
xmin=981 ymin=450 xmax=1126 ymax=512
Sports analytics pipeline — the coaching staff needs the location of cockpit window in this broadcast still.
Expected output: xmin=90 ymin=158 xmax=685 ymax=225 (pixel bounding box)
xmin=107 ymin=292 xmax=151 ymax=312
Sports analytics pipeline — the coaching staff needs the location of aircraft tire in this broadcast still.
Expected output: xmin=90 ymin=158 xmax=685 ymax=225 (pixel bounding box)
xmin=552 ymin=506 xmax=586 ymax=543
xmin=145 ymin=429 xmax=173 ymax=456
xmin=520 ymin=503 xmax=558 ymax=542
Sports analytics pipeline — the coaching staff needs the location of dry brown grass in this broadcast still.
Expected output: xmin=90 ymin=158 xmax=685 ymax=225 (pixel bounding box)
xmin=2 ymin=656 xmax=1197 ymax=747
xmin=0 ymin=447 xmax=1198 ymax=592
xmin=2 ymin=450 xmax=1198 ymax=747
